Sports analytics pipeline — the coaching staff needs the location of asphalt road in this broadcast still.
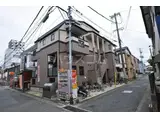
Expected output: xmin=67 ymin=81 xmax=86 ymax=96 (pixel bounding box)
xmin=78 ymin=75 xmax=150 ymax=112
xmin=0 ymin=87 xmax=66 ymax=112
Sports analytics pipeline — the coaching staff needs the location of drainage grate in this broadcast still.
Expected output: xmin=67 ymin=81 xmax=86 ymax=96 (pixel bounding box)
xmin=63 ymin=105 xmax=88 ymax=112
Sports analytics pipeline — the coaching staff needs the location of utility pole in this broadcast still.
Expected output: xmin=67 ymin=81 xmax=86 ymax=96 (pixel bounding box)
xmin=67 ymin=6 xmax=72 ymax=100
xmin=110 ymin=13 xmax=127 ymax=83
xmin=139 ymin=48 xmax=144 ymax=74
xmin=149 ymin=45 xmax=153 ymax=57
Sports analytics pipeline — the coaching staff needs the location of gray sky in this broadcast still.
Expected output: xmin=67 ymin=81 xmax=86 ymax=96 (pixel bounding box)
xmin=0 ymin=6 xmax=152 ymax=65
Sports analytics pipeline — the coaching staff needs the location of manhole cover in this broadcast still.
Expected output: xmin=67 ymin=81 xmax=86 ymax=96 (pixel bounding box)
xmin=63 ymin=105 xmax=88 ymax=112
xmin=122 ymin=90 xmax=133 ymax=93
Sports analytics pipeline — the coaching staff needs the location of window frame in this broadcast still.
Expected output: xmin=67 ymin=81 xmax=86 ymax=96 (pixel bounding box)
xmin=42 ymin=38 xmax=46 ymax=45
xmin=47 ymin=55 xmax=57 ymax=77
xmin=108 ymin=44 xmax=112 ymax=50
xmin=51 ymin=33 xmax=55 ymax=41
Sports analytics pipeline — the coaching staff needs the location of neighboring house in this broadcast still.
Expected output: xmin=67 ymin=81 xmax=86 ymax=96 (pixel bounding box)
xmin=115 ymin=46 xmax=135 ymax=80
xmin=31 ymin=19 xmax=116 ymax=90
xmin=131 ymin=55 xmax=140 ymax=74
xmin=20 ymin=45 xmax=37 ymax=85
xmin=3 ymin=64 xmax=20 ymax=82
xmin=140 ymin=6 xmax=160 ymax=76
xmin=4 ymin=39 xmax=25 ymax=69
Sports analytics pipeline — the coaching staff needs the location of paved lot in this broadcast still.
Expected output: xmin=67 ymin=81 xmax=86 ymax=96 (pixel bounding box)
xmin=0 ymin=87 xmax=66 ymax=112
xmin=78 ymin=75 xmax=150 ymax=112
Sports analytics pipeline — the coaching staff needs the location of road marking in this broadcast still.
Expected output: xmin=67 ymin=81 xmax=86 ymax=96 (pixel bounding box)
xmin=122 ymin=90 xmax=133 ymax=93
xmin=131 ymin=85 xmax=141 ymax=88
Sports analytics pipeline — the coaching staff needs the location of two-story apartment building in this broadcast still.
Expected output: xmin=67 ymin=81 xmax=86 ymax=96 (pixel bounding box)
xmin=131 ymin=55 xmax=140 ymax=75
xmin=115 ymin=46 xmax=135 ymax=80
xmin=29 ymin=19 xmax=116 ymax=90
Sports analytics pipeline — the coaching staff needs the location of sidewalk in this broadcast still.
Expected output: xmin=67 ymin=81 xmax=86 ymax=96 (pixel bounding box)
xmin=78 ymin=83 xmax=125 ymax=103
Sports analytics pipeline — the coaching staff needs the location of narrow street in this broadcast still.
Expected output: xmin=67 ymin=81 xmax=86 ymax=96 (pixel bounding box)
xmin=0 ymin=87 xmax=67 ymax=112
xmin=77 ymin=75 xmax=150 ymax=112
xmin=0 ymin=75 xmax=150 ymax=112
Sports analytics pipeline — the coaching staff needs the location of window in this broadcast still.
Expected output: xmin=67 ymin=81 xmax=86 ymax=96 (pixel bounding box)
xmin=42 ymin=39 xmax=46 ymax=45
xmin=49 ymin=78 xmax=55 ymax=83
xmin=32 ymin=69 xmax=37 ymax=78
xmin=48 ymin=64 xmax=53 ymax=77
xmin=47 ymin=55 xmax=57 ymax=77
xmin=79 ymin=66 xmax=84 ymax=75
xmin=108 ymin=44 xmax=112 ymax=50
xmin=51 ymin=33 xmax=55 ymax=41
xmin=32 ymin=78 xmax=35 ymax=85
xmin=72 ymin=66 xmax=77 ymax=71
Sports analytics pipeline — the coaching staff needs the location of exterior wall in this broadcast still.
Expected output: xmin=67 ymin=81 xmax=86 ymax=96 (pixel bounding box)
xmin=150 ymin=7 xmax=160 ymax=56
xmin=33 ymin=42 xmax=59 ymax=87
xmin=106 ymin=52 xmax=116 ymax=81
xmin=37 ymin=31 xmax=59 ymax=52
xmin=125 ymin=54 xmax=134 ymax=80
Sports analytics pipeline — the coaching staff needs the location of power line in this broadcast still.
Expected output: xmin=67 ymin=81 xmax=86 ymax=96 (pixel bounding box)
xmin=120 ymin=6 xmax=132 ymax=39
xmin=58 ymin=7 xmax=66 ymax=20
xmin=45 ymin=15 xmax=62 ymax=32
xmin=23 ymin=7 xmax=53 ymax=49
xmin=88 ymin=6 xmax=114 ymax=23
xmin=124 ymin=6 xmax=132 ymax=30
xmin=3 ymin=23 xmax=43 ymax=66
xmin=1 ymin=6 xmax=44 ymax=66
xmin=71 ymin=7 xmax=112 ymax=38
xmin=22 ymin=7 xmax=52 ymax=40
xmin=2 ymin=7 xmax=56 ymax=67
xmin=126 ymin=29 xmax=146 ymax=34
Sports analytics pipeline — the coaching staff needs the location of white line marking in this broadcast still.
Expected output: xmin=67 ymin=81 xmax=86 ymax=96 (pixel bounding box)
xmin=122 ymin=90 xmax=133 ymax=93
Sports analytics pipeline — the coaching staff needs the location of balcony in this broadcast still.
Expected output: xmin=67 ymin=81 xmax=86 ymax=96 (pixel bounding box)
xmin=66 ymin=36 xmax=89 ymax=55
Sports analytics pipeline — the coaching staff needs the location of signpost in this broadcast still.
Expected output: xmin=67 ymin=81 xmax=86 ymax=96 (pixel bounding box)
xmin=58 ymin=69 xmax=78 ymax=101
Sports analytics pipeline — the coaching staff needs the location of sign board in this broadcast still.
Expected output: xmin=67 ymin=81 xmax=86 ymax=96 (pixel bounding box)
xmin=58 ymin=69 xmax=78 ymax=100
xmin=72 ymin=70 xmax=77 ymax=98
xmin=58 ymin=69 xmax=70 ymax=100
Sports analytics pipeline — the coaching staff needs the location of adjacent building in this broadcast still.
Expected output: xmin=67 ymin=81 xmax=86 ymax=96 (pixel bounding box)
xmin=115 ymin=46 xmax=139 ymax=80
xmin=140 ymin=6 xmax=160 ymax=111
xmin=3 ymin=39 xmax=25 ymax=69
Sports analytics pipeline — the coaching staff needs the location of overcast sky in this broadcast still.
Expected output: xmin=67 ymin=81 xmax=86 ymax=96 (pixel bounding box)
xmin=0 ymin=6 xmax=152 ymax=65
